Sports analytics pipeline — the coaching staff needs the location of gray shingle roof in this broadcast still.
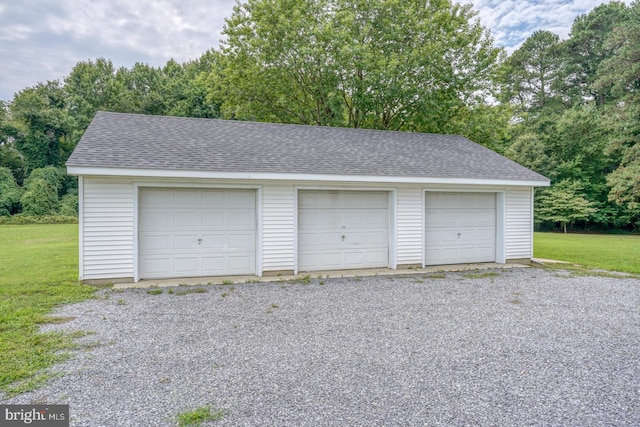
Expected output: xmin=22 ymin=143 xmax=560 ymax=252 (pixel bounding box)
xmin=66 ymin=111 xmax=549 ymax=183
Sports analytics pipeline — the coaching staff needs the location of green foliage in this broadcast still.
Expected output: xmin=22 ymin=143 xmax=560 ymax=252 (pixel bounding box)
xmin=221 ymin=0 xmax=502 ymax=136
xmin=24 ymin=166 xmax=66 ymax=195
xmin=505 ymin=133 xmax=556 ymax=179
xmin=8 ymin=81 xmax=74 ymax=169
xmin=500 ymin=30 xmax=565 ymax=115
xmin=0 ymin=167 xmax=24 ymax=216
xmin=562 ymin=1 xmax=628 ymax=106
xmin=58 ymin=191 xmax=78 ymax=216
xmin=537 ymin=180 xmax=598 ymax=233
xmin=0 ymin=143 xmax=27 ymax=185
xmin=0 ymin=215 xmax=78 ymax=225
xmin=20 ymin=178 xmax=60 ymax=216
xmin=174 ymin=405 xmax=226 ymax=426
xmin=64 ymin=58 xmax=118 ymax=130
xmin=0 ymin=224 xmax=94 ymax=393
xmin=534 ymin=232 xmax=640 ymax=274
xmin=607 ymin=143 xmax=640 ymax=211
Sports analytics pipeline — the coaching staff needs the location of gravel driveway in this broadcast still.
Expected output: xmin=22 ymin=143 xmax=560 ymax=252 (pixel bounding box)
xmin=4 ymin=267 xmax=640 ymax=426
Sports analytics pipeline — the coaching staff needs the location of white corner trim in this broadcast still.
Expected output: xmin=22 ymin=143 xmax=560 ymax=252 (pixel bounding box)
xmin=78 ymin=176 xmax=84 ymax=280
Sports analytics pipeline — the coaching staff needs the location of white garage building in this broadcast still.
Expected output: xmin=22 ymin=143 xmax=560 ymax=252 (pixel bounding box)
xmin=66 ymin=112 xmax=549 ymax=283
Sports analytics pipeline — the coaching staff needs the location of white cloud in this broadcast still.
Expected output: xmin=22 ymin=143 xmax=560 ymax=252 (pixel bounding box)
xmin=0 ymin=0 xmax=234 ymax=101
xmin=469 ymin=0 xmax=632 ymax=52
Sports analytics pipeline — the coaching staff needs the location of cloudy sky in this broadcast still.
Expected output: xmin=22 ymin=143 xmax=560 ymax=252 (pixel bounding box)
xmin=0 ymin=0 xmax=628 ymax=102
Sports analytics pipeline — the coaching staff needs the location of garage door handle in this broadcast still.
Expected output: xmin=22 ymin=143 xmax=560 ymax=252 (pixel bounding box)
xmin=342 ymin=235 xmax=346 ymax=241
xmin=197 ymin=238 xmax=203 ymax=245
xmin=457 ymin=232 xmax=461 ymax=238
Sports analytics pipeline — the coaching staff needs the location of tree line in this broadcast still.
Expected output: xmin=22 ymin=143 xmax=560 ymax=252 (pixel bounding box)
xmin=0 ymin=0 xmax=638 ymax=231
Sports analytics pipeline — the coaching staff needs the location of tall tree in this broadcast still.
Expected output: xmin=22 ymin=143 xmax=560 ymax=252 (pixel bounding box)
xmin=500 ymin=30 xmax=565 ymax=116
xmin=220 ymin=0 xmax=501 ymax=136
xmin=561 ymin=1 xmax=628 ymax=107
xmin=595 ymin=1 xmax=640 ymax=215
xmin=164 ymin=52 xmax=223 ymax=118
xmin=64 ymin=58 xmax=118 ymax=128
xmin=7 ymin=81 xmax=73 ymax=170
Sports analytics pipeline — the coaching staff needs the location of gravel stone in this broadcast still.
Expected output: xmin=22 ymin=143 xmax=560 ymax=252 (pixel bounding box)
xmin=3 ymin=267 xmax=640 ymax=426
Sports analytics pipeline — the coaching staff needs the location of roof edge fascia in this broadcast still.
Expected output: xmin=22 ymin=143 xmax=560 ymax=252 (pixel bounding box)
xmin=66 ymin=166 xmax=551 ymax=187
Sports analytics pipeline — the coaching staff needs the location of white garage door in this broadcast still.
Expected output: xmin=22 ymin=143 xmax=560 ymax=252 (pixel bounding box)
xmin=139 ymin=188 xmax=256 ymax=279
xmin=425 ymin=192 xmax=496 ymax=265
xmin=298 ymin=190 xmax=389 ymax=271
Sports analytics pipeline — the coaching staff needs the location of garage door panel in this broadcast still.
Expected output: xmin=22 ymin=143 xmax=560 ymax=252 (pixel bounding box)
xmin=426 ymin=248 xmax=458 ymax=264
xmin=174 ymin=212 xmax=198 ymax=227
xmin=201 ymin=191 xmax=226 ymax=207
xmin=425 ymin=192 xmax=496 ymax=265
xmin=343 ymin=211 xmax=365 ymax=226
xmin=228 ymin=255 xmax=253 ymax=271
xmin=473 ymin=195 xmax=496 ymax=208
xmin=473 ymin=210 xmax=495 ymax=225
xmin=299 ymin=211 xmax=320 ymax=228
xmin=427 ymin=210 xmax=457 ymax=227
xmin=364 ymin=250 xmax=388 ymax=264
xmin=140 ymin=190 xmax=169 ymax=206
xmin=298 ymin=190 xmax=389 ymax=271
xmin=142 ymin=212 xmax=169 ymax=228
xmin=365 ymin=211 xmax=388 ymax=227
xmin=322 ymin=212 xmax=342 ymax=227
xmin=298 ymin=231 xmax=320 ymax=248
xmin=202 ymin=212 xmax=225 ymax=227
xmin=344 ymin=251 xmax=366 ymax=265
xmin=430 ymin=193 xmax=458 ymax=208
xmin=139 ymin=188 xmax=256 ymax=279
xmin=346 ymin=232 xmax=365 ymax=244
xmin=174 ymin=234 xmax=200 ymax=250
xmin=321 ymin=232 xmax=343 ymax=246
xmin=426 ymin=228 xmax=459 ymax=244
xmin=142 ymin=257 xmax=171 ymax=275
xmin=173 ymin=257 xmax=199 ymax=273
xmin=201 ymin=256 xmax=225 ymax=272
xmin=202 ymin=234 xmax=225 ymax=249
xmin=229 ymin=232 xmax=255 ymax=250
xmin=298 ymin=192 xmax=319 ymax=208
xmin=366 ymin=231 xmax=387 ymax=245
xmin=140 ymin=235 xmax=169 ymax=251
xmin=229 ymin=211 xmax=255 ymax=227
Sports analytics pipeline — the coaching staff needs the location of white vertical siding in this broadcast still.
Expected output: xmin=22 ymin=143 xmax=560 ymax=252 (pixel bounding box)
xmin=82 ymin=177 xmax=134 ymax=280
xmin=262 ymin=184 xmax=295 ymax=272
xmin=505 ymin=187 xmax=533 ymax=259
xmin=396 ymin=187 xmax=423 ymax=265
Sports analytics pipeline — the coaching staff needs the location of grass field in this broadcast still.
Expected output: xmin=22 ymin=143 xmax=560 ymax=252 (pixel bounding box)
xmin=534 ymin=232 xmax=640 ymax=274
xmin=0 ymin=224 xmax=94 ymax=396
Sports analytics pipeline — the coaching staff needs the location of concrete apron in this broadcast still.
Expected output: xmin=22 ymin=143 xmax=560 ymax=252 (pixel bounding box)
xmin=113 ymin=262 xmax=529 ymax=290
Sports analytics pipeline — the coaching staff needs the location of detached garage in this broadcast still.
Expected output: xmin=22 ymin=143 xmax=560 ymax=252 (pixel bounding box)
xmin=66 ymin=112 xmax=549 ymax=283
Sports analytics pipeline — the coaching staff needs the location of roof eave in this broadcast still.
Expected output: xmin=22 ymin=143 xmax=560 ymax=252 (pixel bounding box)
xmin=66 ymin=166 xmax=551 ymax=187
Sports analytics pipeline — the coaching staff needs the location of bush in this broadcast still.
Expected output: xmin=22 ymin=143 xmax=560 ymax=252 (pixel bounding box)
xmin=0 ymin=215 xmax=78 ymax=225
xmin=24 ymin=166 xmax=66 ymax=196
xmin=58 ymin=192 xmax=78 ymax=216
xmin=0 ymin=167 xmax=24 ymax=216
xmin=20 ymin=178 xmax=60 ymax=216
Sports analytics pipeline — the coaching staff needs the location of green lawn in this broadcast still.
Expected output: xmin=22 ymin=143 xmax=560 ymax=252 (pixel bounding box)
xmin=534 ymin=232 xmax=640 ymax=274
xmin=0 ymin=224 xmax=94 ymax=396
